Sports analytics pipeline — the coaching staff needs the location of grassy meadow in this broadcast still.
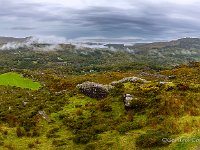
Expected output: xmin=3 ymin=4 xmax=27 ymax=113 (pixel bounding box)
xmin=0 ymin=72 xmax=41 ymax=90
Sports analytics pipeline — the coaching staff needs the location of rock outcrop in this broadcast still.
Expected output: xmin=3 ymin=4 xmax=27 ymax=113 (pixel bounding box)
xmin=159 ymin=81 xmax=173 ymax=85
xmin=76 ymin=81 xmax=114 ymax=100
xmin=167 ymin=75 xmax=176 ymax=79
xmin=124 ymin=94 xmax=133 ymax=108
xmin=111 ymin=76 xmax=147 ymax=85
xmin=38 ymin=111 xmax=50 ymax=122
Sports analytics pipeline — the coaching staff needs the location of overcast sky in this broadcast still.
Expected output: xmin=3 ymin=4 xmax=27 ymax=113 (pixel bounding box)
xmin=1 ymin=0 xmax=200 ymax=41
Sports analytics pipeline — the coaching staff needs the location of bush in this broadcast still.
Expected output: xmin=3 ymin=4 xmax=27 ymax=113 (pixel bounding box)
xmin=127 ymin=111 xmax=133 ymax=121
xmin=177 ymin=83 xmax=189 ymax=91
xmin=46 ymin=133 xmax=60 ymax=138
xmin=46 ymin=127 xmax=60 ymax=138
xmin=73 ymin=133 xmax=93 ymax=144
xmin=130 ymin=98 xmax=148 ymax=113
xmin=52 ymin=140 xmax=66 ymax=147
xmin=105 ymin=141 xmax=115 ymax=146
xmin=58 ymin=114 xmax=67 ymax=120
xmin=16 ymin=127 xmax=24 ymax=137
xmin=23 ymin=120 xmax=35 ymax=132
xmin=97 ymin=100 xmax=112 ymax=112
xmin=189 ymin=83 xmax=200 ymax=92
xmin=76 ymin=109 xmax=83 ymax=116
xmin=0 ymin=141 xmax=4 ymax=146
xmin=3 ymin=130 xmax=8 ymax=135
xmin=84 ymin=143 xmax=96 ymax=150
xmin=110 ymin=83 xmax=124 ymax=97
xmin=32 ymin=129 xmax=40 ymax=137
xmin=117 ymin=122 xmax=141 ymax=134
xmin=140 ymin=84 xmax=160 ymax=98
xmin=27 ymin=143 xmax=35 ymax=149
xmin=92 ymin=124 xmax=108 ymax=134
xmin=26 ymin=132 xmax=32 ymax=137
xmin=48 ymin=127 xmax=59 ymax=134
xmin=4 ymin=144 xmax=15 ymax=150
xmin=6 ymin=115 xmax=19 ymax=128
xmin=135 ymin=130 xmax=171 ymax=148
xmin=35 ymin=139 xmax=41 ymax=144
xmin=101 ymin=105 xmax=112 ymax=112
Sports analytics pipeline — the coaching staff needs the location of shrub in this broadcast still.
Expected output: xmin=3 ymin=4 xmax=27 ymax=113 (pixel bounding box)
xmin=117 ymin=122 xmax=141 ymax=134
xmin=110 ymin=83 xmax=124 ymax=97
xmin=16 ymin=127 xmax=24 ymax=137
xmin=92 ymin=124 xmax=108 ymax=134
xmin=52 ymin=140 xmax=66 ymax=147
xmin=97 ymin=100 xmax=112 ymax=112
xmin=58 ymin=114 xmax=67 ymax=120
xmin=76 ymin=109 xmax=83 ymax=116
xmin=0 ymin=141 xmax=4 ymax=146
xmin=48 ymin=127 xmax=59 ymax=134
xmin=23 ymin=120 xmax=35 ymax=132
xmin=164 ymin=83 xmax=176 ymax=91
xmin=75 ymin=104 xmax=82 ymax=108
xmin=127 ymin=111 xmax=133 ymax=121
xmin=32 ymin=129 xmax=40 ymax=137
xmin=46 ymin=127 xmax=60 ymax=138
xmin=84 ymin=143 xmax=96 ymax=150
xmin=26 ymin=132 xmax=32 ymax=137
xmin=189 ymin=84 xmax=200 ymax=92
xmin=46 ymin=133 xmax=60 ymax=138
xmin=6 ymin=115 xmax=19 ymax=127
xmin=105 ymin=141 xmax=115 ymax=146
xmin=73 ymin=133 xmax=93 ymax=144
xmin=27 ymin=143 xmax=35 ymax=149
xmin=140 ymin=84 xmax=160 ymax=98
xmin=177 ymin=83 xmax=189 ymax=91
xmin=35 ymin=139 xmax=41 ymax=144
xmin=3 ymin=130 xmax=8 ymax=135
xmin=130 ymin=98 xmax=148 ymax=113
xmin=135 ymin=130 xmax=171 ymax=148
xmin=101 ymin=105 xmax=112 ymax=112
xmin=4 ymin=144 xmax=15 ymax=150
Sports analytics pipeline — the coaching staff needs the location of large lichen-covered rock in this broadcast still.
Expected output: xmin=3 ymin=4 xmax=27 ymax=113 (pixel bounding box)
xmin=111 ymin=76 xmax=147 ymax=85
xmin=76 ymin=81 xmax=114 ymax=100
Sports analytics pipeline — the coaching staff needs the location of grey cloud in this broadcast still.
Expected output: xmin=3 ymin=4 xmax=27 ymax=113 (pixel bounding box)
xmin=11 ymin=27 xmax=36 ymax=30
xmin=1 ymin=0 xmax=200 ymax=40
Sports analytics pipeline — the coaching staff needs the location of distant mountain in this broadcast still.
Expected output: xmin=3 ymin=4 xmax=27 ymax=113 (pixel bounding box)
xmin=0 ymin=36 xmax=31 ymax=44
xmin=132 ymin=38 xmax=200 ymax=50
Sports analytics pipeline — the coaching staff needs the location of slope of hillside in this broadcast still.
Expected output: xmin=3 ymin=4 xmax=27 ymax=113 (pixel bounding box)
xmin=0 ymin=37 xmax=200 ymax=149
xmin=0 ymin=62 xmax=199 ymax=149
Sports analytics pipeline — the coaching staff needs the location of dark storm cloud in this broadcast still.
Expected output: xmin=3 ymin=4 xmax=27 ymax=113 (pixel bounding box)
xmin=0 ymin=0 xmax=200 ymax=40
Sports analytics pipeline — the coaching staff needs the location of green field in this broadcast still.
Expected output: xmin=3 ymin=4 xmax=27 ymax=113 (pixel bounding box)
xmin=0 ymin=72 xmax=41 ymax=90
